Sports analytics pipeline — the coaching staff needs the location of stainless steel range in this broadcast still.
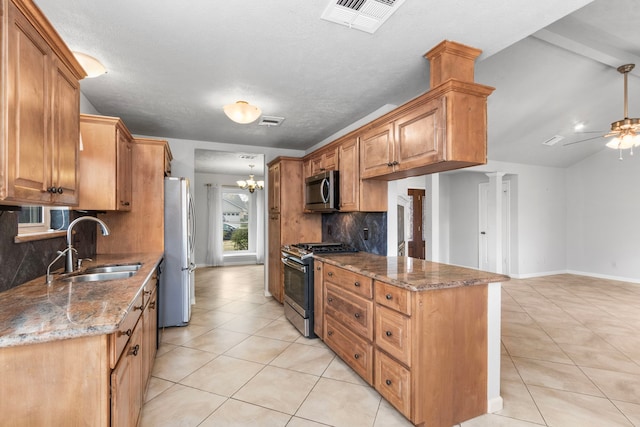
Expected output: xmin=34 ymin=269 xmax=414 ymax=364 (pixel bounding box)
xmin=281 ymin=242 xmax=357 ymax=337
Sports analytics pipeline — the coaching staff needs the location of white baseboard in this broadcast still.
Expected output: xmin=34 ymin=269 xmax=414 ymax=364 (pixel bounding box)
xmin=487 ymin=396 xmax=503 ymax=413
xmin=566 ymin=269 xmax=640 ymax=284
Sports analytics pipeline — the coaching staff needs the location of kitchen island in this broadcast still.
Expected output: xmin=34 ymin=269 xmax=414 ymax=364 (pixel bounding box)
xmin=313 ymin=252 xmax=508 ymax=427
xmin=0 ymin=252 xmax=163 ymax=426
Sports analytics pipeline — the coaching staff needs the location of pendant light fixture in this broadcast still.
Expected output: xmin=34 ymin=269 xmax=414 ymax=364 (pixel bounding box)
xmin=605 ymin=64 xmax=640 ymax=159
xmin=237 ymin=165 xmax=264 ymax=193
xmin=223 ymin=101 xmax=262 ymax=124
xmin=72 ymin=52 xmax=107 ymax=78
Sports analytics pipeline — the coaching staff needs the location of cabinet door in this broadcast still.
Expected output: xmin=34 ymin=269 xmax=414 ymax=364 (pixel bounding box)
xmin=111 ymin=320 xmax=143 ymax=427
xmin=50 ymin=57 xmax=80 ymax=205
xmin=268 ymin=163 xmax=281 ymax=213
xmin=395 ymin=97 xmax=445 ymax=172
xmin=268 ymin=213 xmax=283 ymax=302
xmin=143 ymin=287 xmax=158 ymax=389
xmin=313 ymin=261 xmax=324 ymax=338
xmin=116 ymin=127 xmax=133 ymax=210
xmin=4 ymin=3 xmax=52 ymax=204
xmin=359 ymin=122 xmax=394 ymax=179
xmin=338 ymin=137 xmax=359 ymax=211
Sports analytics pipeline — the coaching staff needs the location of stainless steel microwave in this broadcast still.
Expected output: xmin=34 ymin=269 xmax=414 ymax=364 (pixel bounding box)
xmin=305 ymin=170 xmax=339 ymax=212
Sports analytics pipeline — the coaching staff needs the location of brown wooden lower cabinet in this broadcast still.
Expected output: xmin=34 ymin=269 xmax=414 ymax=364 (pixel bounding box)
xmin=0 ymin=269 xmax=159 ymax=426
xmin=320 ymin=263 xmax=488 ymax=427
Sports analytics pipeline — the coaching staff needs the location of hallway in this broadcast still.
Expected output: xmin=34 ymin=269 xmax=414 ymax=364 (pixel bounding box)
xmin=141 ymin=266 xmax=640 ymax=426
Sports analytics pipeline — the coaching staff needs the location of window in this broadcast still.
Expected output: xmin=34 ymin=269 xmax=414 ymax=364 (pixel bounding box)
xmin=17 ymin=206 xmax=70 ymax=235
xmin=222 ymin=190 xmax=250 ymax=252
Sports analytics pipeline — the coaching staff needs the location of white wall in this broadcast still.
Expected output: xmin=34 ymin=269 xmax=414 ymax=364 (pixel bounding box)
xmin=566 ymin=149 xmax=640 ymax=282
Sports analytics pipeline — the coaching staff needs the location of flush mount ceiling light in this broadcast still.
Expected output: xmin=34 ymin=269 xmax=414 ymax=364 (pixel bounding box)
xmin=237 ymin=165 xmax=264 ymax=193
xmin=72 ymin=51 xmax=106 ymax=78
xmin=605 ymin=64 xmax=640 ymax=159
xmin=223 ymin=101 xmax=262 ymax=124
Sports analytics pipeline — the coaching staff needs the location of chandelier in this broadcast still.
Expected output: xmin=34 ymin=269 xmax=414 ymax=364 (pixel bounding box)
xmin=237 ymin=165 xmax=264 ymax=193
xmin=223 ymin=101 xmax=262 ymax=124
xmin=605 ymin=64 xmax=640 ymax=158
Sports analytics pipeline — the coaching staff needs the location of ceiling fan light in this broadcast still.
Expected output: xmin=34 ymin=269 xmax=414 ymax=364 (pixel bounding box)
xmin=605 ymin=137 xmax=620 ymax=149
xmin=73 ymin=51 xmax=107 ymax=78
xmin=223 ymin=101 xmax=262 ymax=124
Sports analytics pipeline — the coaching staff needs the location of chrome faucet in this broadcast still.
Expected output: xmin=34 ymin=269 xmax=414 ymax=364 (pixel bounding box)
xmin=65 ymin=216 xmax=110 ymax=273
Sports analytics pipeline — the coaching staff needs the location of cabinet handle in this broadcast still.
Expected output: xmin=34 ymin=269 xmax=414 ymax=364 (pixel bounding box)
xmin=56 ymin=187 xmax=63 ymax=194
xmin=392 ymin=161 xmax=399 ymax=166
xmin=317 ymin=266 xmax=321 ymax=271
xmin=354 ymin=353 xmax=360 ymax=360
xmin=119 ymin=328 xmax=132 ymax=337
xmin=385 ymin=331 xmax=392 ymax=337
xmin=386 ymin=379 xmax=392 ymax=386
xmin=327 ymin=330 xmax=333 ymax=336
xmin=328 ymin=272 xmax=333 ymax=276
xmin=387 ymin=162 xmax=393 ymax=167
xmin=121 ymin=201 xmax=130 ymax=206
xmin=150 ymin=302 xmax=156 ymax=309
xmin=354 ymin=312 xmax=361 ymax=319
xmin=354 ymin=281 xmax=360 ymax=287
xmin=144 ymin=290 xmax=152 ymax=295
xmin=135 ymin=305 xmax=144 ymax=311
xmin=130 ymin=344 xmax=140 ymax=356
xmin=46 ymin=186 xmax=55 ymax=193
xmin=327 ymin=297 xmax=334 ymax=303
xmin=385 ymin=294 xmax=393 ymax=300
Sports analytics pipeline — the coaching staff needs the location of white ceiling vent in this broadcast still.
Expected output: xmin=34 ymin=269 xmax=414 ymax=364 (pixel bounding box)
xmin=258 ymin=116 xmax=285 ymax=127
xmin=541 ymin=135 xmax=564 ymax=146
xmin=321 ymin=0 xmax=406 ymax=34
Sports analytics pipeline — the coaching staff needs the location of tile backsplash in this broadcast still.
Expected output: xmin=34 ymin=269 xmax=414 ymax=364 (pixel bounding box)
xmin=322 ymin=212 xmax=387 ymax=255
xmin=0 ymin=210 xmax=97 ymax=292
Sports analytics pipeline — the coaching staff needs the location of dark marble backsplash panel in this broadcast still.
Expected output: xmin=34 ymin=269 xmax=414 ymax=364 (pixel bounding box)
xmin=322 ymin=212 xmax=387 ymax=255
xmin=0 ymin=210 xmax=97 ymax=293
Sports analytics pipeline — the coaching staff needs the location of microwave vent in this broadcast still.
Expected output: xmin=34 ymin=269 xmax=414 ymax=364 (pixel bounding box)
xmin=321 ymin=0 xmax=405 ymax=34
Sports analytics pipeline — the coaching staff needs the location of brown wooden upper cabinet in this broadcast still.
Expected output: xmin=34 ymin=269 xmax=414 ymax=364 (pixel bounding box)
xmin=303 ymin=146 xmax=338 ymax=178
xmin=360 ymin=40 xmax=494 ymax=181
xmin=78 ymin=114 xmax=133 ymax=211
xmin=0 ymin=0 xmax=85 ymax=206
xmin=338 ymin=135 xmax=387 ymax=212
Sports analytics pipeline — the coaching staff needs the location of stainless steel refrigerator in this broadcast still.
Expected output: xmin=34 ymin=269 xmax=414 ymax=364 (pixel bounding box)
xmin=159 ymin=177 xmax=196 ymax=327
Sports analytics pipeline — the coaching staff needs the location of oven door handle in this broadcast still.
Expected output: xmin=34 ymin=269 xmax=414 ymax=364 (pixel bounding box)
xmin=281 ymin=257 xmax=307 ymax=273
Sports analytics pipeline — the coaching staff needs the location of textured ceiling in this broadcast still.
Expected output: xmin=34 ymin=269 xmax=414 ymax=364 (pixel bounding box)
xmin=33 ymin=0 xmax=640 ymax=169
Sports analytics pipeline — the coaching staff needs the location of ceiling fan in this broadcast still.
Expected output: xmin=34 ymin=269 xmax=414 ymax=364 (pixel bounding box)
xmin=563 ymin=64 xmax=640 ymax=159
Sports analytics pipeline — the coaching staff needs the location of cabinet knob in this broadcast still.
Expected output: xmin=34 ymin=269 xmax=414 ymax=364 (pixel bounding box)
xmin=119 ymin=328 xmax=132 ymax=337
xmin=386 ymin=379 xmax=392 ymax=386
xmin=385 ymin=294 xmax=393 ymax=300
xmin=121 ymin=201 xmax=130 ymax=206
xmin=354 ymin=281 xmax=360 ymax=287
xmin=385 ymin=330 xmax=392 ymax=337
xmin=130 ymin=344 xmax=140 ymax=356
xmin=46 ymin=186 xmax=56 ymax=193
xmin=135 ymin=305 xmax=144 ymax=311
xmin=328 ymin=272 xmax=333 ymax=276
xmin=354 ymin=353 xmax=360 ymax=360
xmin=392 ymin=161 xmax=399 ymax=166
xmin=354 ymin=312 xmax=361 ymax=319
xmin=150 ymin=302 xmax=156 ymax=309
xmin=56 ymin=187 xmax=63 ymax=194
xmin=327 ymin=297 xmax=334 ymax=303
xmin=387 ymin=162 xmax=393 ymax=167
xmin=144 ymin=290 xmax=152 ymax=295
xmin=327 ymin=330 xmax=333 ymax=336
xmin=316 ymin=266 xmax=321 ymax=271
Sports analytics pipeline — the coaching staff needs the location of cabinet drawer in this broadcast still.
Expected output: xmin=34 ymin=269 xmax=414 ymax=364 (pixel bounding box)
xmin=375 ymin=281 xmax=411 ymax=315
xmin=324 ymin=264 xmax=373 ymax=299
xmin=325 ymin=282 xmax=374 ymax=341
xmin=375 ymin=350 xmax=411 ymax=419
xmin=375 ymin=306 xmax=411 ymax=367
xmin=109 ymin=292 xmax=143 ymax=369
xmin=325 ymin=317 xmax=373 ymax=385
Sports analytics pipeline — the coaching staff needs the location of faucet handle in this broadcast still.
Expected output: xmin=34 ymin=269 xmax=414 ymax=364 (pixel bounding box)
xmin=77 ymin=258 xmax=93 ymax=269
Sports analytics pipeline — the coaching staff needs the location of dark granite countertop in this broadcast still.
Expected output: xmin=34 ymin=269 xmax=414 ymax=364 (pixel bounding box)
xmin=314 ymin=252 xmax=509 ymax=291
xmin=0 ymin=252 xmax=163 ymax=348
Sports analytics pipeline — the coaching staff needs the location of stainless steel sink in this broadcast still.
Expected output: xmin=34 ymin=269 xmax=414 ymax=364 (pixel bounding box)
xmin=62 ymin=270 xmax=137 ymax=283
xmin=83 ymin=263 xmax=142 ymax=274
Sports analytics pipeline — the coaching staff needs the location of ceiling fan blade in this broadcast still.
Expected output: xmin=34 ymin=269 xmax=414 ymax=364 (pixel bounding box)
xmin=562 ymin=135 xmax=605 ymax=146
xmin=573 ymin=130 xmax=607 ymax=134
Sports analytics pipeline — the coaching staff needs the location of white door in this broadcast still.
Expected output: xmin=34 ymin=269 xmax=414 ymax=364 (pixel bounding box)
xmin=478 ymin=181 xmax=510 ymax=274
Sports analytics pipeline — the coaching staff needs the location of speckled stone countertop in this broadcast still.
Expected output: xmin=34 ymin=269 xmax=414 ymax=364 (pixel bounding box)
xmin=315 ymin=252 xmax=509 ymax=291
xmin=0 ymin=252 xmax=163 ymax=348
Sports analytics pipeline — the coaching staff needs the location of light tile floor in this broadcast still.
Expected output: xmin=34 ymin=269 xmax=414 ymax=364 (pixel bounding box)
xmin=141 ymin=267 xmax=640 ymax=426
